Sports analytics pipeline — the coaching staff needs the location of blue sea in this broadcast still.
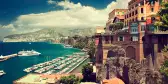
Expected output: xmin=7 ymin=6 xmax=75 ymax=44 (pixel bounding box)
xmin=0 ymin=42 xmax=80 ymax=84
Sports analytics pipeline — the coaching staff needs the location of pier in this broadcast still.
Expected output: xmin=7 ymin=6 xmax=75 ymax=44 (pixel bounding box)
xmin=0 ymin=54 xmax=18 ymax=62
xmin=67 ymin=56 xmax=89 ymax=74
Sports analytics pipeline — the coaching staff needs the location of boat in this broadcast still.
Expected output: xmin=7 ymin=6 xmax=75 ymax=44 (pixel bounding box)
xmin=0 ymin=55 xmax=7 ymax=62
xmin=64 ymin=44 xmax=73 ymax=48
xmin=18 ymin=50 xmax=41 ymax=56
xmin=0 ymin=70 xmax=6 ymax=76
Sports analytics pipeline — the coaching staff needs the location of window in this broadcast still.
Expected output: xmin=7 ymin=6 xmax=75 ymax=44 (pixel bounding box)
xmin=135 ymin=17 xmax=138 ymax=21
xmin=132 ymin=28 xmax=138 ymax=33
xmin=131 ymin=36 xmax=138 ymax=41
xmin=151 ymin=8 xmax=154 ymax=12
xmin=141 ymin=17 xmax=144 ymax=20
xmin=135 ymin=10 xmax=138 ymax=15
xmin=132 ymin=12 xmax=134 ymax=16
xmin=118 ymin=36 xmax=124 ymax=41
xmin=141 ymin=8 xmax=144 ymax=13
xmin=141 ymin=25 xmax=146 ymax=31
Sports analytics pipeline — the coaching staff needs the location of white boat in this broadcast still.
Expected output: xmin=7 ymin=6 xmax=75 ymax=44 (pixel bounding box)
xmin=64 ymin=44 xmax=73 ymax=48
xmin=0 ymin=70 xmax=6 ymax=76
xmin=18 ymin=50 xmax=41 ymax=56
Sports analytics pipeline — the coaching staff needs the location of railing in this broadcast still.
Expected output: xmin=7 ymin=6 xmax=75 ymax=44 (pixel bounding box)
xmin=152 ymin=30 xmax=168 ymax=34
xmin=112 ymin=41 xmax=138 ymax=45
xmin=147 ymin=29 xmax=168 ymax=34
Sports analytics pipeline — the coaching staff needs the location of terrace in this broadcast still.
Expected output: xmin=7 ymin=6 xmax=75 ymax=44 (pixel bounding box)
xmin=146 ymin=24 xmax=168 ymax=35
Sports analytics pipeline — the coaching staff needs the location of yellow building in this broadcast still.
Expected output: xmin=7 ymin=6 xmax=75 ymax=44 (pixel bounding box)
xmin=106 ymin=9 xmax=128 ymax=31
xmin=124 ymin=0 xmax=160 ymax=27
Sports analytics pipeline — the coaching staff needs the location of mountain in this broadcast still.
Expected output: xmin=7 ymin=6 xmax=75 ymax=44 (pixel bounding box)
xmin=3 ymin=28 xmax=96 ymax=42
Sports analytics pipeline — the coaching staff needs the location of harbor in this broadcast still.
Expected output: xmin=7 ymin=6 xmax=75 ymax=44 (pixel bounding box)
xmin=23 ymin=52 xmax=89 ymax=74
xmin=0 ymin=42 xmax=82 ymax=84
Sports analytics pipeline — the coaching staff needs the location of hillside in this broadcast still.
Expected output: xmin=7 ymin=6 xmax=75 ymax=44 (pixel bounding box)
xmin=3 ymin=28 xmax=96 ymax=42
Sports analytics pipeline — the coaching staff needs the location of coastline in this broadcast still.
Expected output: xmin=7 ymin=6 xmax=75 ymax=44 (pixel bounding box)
xmin=0 ymin=42 xmax=81 ymax=84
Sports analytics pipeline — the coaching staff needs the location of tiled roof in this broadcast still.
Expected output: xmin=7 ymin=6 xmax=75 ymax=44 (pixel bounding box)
xmin=102 ymin=77 xmax=125 ymax=84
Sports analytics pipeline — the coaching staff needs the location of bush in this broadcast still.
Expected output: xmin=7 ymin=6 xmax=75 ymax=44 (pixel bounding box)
xmin=60 ymin=75 xmax=81 ymax=84
xmin=82 ymin=64 xmax=94 ymax=82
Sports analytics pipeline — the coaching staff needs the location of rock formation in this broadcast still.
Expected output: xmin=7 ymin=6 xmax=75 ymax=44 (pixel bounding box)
xmin=96 ymin=57 xmax=163 ymax=84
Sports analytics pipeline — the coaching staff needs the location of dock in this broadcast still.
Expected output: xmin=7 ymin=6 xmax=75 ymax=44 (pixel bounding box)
xmin=0 ymin=54 xmax=18 ymax=62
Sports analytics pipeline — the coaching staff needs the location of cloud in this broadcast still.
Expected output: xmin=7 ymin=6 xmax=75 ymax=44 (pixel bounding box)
xmin=0 ymin=0 xmax=131 ymax=38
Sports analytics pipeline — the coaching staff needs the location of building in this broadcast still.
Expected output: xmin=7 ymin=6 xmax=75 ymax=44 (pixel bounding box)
xmin=95 ymin=0 xmax=168 ymax=66
xmin=106 ymin=9 xmax=128 ymax=32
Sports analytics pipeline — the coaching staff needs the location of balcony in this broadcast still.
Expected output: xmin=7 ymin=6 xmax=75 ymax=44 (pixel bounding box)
xmin=146 ymin=24 xmax=168 ymax=35
xmin=148 ymin=30 xmax=168 ymax=34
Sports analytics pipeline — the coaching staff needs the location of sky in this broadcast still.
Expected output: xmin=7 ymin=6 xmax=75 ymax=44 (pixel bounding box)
xmin=0 ymin=0 xmax=131 ymax=40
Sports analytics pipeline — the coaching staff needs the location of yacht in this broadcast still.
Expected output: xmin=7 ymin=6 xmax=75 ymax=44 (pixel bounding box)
xmin=64 ymin=44 xmax=73 ymax=48
xmin=0 ymin=70 xmax=6 ymax=76
xmin=18 ymin=50 xmax=41 ymax=56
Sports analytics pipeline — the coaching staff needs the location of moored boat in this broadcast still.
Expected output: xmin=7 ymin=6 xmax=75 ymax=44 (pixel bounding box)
xmin=0 ymin=70 xmax=6 ymax=76
xmin=18 ymin=50 xmax=41 ymax=56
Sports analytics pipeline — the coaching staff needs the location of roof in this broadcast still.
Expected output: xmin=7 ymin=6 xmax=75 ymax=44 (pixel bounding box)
xmin=102 ymin=77 xmax=125 ymax=84
xmin=116 ymin=16 xmax=125 ymax=19
xmin=80 ymin=82 xmax=98 ymax=84
xmin=14 ymin=74 xmax=47 ymax=84
xmin=14 ymin=73 xmax=83 ymax=84
xmin=113 ymin=16 xmax=125 ymax=23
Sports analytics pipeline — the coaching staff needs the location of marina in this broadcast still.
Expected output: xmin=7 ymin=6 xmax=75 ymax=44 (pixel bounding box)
xmin=23 ymin=52 xmax=89 ymax=75
xmin=0 ymin=42 xmax=81 ymax=84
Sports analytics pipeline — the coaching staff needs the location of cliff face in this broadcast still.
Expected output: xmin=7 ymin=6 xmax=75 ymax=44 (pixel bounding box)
xmin=97 ymin=57 xmax=163 ymax=84
xmin=3 ymin=28 xmax=95 ymax=42
xmin=96 ymin=44 xmax=164 ymax=84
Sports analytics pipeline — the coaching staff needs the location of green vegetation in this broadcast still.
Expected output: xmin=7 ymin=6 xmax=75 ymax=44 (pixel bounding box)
xmin=109 ymin=22 xmax=124 ymax=31
xmin=59 ymin=75 xmax=81 ymax=84
xmin=160 ymin=45 xmax=168 ymax=76
xmin=155 ymin=2 xmax=168 ymax=31
xmin=162 ymin=45 xmax=168 ymax=53
xmin=82 ymin=64 xmax=94 ymax=82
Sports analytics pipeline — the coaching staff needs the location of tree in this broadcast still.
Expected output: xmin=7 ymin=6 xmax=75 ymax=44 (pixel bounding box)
xmin=109 ymin=22 xmax=124 ymax=32
xmin=158 ymin=2 xmax=168 ymax=30
xmin=154 ymin=21 xmax=163 ymax=31
xmin=60 ymin=75 xmax=81 ymax=84
xmin=88 ymin=41 xmax=96 ymax=63
xmin=82 ymin=64 xmax=93 ymax=82
xmin=116 ymin=22 xmax=124 ymax=30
